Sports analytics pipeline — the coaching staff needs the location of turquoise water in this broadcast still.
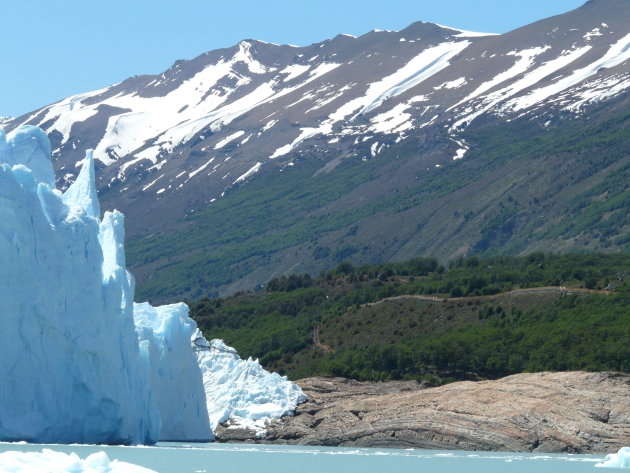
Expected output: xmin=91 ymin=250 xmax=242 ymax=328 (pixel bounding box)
xmin=0 ymin=442 xmax=608 ymax=472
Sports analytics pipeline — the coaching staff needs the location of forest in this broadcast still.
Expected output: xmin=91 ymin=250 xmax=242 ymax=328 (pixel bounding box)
xmin=190 ymin=252 xmax=630 ymax=384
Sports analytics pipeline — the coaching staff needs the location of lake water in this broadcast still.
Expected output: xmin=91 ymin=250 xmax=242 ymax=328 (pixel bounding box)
xmin=0 ymin=441 xmax=610 ymax=473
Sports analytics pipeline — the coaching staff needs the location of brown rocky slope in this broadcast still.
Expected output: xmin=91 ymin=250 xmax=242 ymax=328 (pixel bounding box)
xmin=215 ymin=371 xmax=630 ymax=453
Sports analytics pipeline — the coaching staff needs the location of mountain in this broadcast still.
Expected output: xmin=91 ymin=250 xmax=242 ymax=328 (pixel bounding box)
xmin=5 ymin=0 xmax=630 ymax=302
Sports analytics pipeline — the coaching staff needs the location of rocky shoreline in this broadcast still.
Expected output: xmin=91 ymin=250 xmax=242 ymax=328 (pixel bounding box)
xmin=215 ymin=371 xmax=630 ymax=454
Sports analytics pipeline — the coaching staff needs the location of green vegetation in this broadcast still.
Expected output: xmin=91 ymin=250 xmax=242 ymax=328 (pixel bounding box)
xmin=127 ymin=105 xmax=630 ymax=303
xmin=190 ymin=253 xmax=630 ymax=384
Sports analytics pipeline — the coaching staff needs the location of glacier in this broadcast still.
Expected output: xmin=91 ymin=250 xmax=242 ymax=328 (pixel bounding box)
xmin=195 ymin=337 xmax=308 ymax=435
xmin=134 ymin=302 xmax=211 ymax=441
xmin=0 ymin=126 xmax=160 ymax=444
xmin=0 ymin=125 xmax=305 ymax=445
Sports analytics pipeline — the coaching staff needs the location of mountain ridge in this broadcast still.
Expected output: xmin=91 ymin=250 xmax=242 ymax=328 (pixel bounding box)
xmin=4 ymin=0 xmax=630 ymax=301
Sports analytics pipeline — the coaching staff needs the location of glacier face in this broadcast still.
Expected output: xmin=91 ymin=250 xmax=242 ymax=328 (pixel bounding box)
xmin=134 ymin=302 xmax=212 ymax=441
xmin=0 ymin=126 xmax=160 ymax=444
xmin=0 ymin=125 xmax=305 ymax=444
xmin=194 ymin=337 xmax=307 ymax=436
xmin=0 ymin=126 xmax=210 ymax=444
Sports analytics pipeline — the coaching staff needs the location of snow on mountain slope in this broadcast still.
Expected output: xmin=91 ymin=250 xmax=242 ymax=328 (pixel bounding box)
xmin=506 ymin=31 xmax=630 ymax=112
xmin=5 ymin=0 xmax=630 ymax=242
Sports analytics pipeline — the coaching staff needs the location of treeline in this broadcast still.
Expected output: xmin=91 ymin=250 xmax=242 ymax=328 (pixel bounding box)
xmin=190 ymin=252 xmax=630 ymax=384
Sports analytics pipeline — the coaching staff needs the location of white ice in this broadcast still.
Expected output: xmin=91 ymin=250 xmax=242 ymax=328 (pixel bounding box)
xmin=0 ymin=125 xmax=306 ymax=444
xmin=0 ymin=449 xmax=156 ymax=473
xmin=194 ymin=338 xmax=307 ymax=436
xmin=134 ymin=303 xmax=212 ymax=441
xmin=0 ymin=126 xmax=159 ymax=445
xmin=596 ymin=447 xmax=630 ymax=468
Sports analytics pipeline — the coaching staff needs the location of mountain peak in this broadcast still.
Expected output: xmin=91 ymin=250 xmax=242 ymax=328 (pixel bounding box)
xmin=9 ymin=2 xmax=630 ymax=299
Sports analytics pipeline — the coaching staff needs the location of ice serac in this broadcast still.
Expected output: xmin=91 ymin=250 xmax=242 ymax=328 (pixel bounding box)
xmin=62 ymin=149 xmax=100 ymax=218
xmin=2 ymin=126 xmax=55 ymax=187
xmin=0 ymin=126 xmax=159 ymax=444
xmin=134 ymin=302 xmax=213 ymax=441
xmin=194 ymin=337 xmax=308 ymax=436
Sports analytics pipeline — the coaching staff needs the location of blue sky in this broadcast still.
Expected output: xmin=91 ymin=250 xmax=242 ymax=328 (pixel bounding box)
xmin=2 ymin=0 xmax=585 ymax=118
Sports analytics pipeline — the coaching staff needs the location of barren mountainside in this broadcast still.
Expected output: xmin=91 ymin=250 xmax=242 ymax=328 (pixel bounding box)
xmin=5 ymin=0 xmax=630 ymax=301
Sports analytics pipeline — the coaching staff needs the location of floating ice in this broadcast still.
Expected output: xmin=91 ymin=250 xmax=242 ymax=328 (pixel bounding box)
xmin=0 ymin=449 xmax=156 ymax=473
xmin=596 ymin=447 xmax=630 ymax=468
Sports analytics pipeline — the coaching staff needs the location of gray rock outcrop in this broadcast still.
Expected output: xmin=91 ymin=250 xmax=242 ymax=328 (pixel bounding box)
xmin=215 ymin=371 xmax=630 ymax=453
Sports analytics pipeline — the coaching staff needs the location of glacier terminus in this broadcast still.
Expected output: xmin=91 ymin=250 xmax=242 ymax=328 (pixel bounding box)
xmin=0 ymin=125 xmax=305 ymax=445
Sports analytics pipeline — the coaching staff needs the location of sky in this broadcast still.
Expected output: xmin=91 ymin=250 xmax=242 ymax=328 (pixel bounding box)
xmin=1 ymin=0 xmax=586 ymax=118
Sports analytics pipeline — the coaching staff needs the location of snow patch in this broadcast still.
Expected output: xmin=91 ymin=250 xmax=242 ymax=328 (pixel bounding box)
xmin=584 ymin=28 xmax=603 ymax=41
xmin=434 ymin=77 xmax=468 ymax=90
xmin=189 ymin=157 xmax=215 ymax=179
xmin=369 ymin=102 xmax=413 ymax=134
xmin=280 ymin=64 xmax=310 ymax=82
xmin=261 ymin=119 xmax=277 ymax=132
xmin=507 ymin=32 xmax=630 ymax=111
xmin=353 ymin=41 xmax=472 ymax=117
xmin=214 ymin=130 xmax=245 ymax=149
xmin=233 ymin=162 xmax=262 ymax=184
xmin=454 ymin=46 xmax=550 ymax=107
xmin=435 ymin=24 xmax=499 ymax=38
xmin=452 ymin=45 xmax=591 ymax=129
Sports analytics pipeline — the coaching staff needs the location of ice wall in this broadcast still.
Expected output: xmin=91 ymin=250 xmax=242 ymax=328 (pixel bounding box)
xmin=134 ymin=302 xmax=213 ymax=441
xmin=0 ymin=126 xmax=214 ymax=444
xmin=194 ymin=337 xmax=307 ymax=436
xmin=0 ymin=126 xmax=159 ymax=444
xmin=0 ymin=125 xmax=303 ymax=445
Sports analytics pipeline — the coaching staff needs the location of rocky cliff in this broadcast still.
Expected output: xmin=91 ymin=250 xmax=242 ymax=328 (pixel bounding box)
xmin=215 ymin=371 xmax=630 ymax=453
